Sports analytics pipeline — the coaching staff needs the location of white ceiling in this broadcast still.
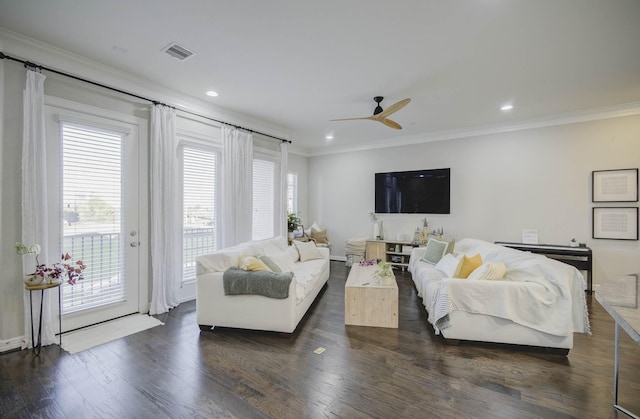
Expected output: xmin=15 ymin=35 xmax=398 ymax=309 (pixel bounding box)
xmin=1 ymin=0 xmax=640 ymax=154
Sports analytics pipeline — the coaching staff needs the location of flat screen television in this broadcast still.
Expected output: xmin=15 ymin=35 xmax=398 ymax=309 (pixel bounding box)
xmin=375 ymin=168 xmax=450 ymax=214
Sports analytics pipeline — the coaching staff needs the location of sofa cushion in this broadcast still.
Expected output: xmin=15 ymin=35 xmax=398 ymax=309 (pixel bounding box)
xmin=421 ymin=239 xmax=449 ymax=264
xmin=467 ymin=262 xmax=507 ymax=281
xmin=292 ymin=258 xmax=329 ymax=303
xmin=434 ymin=253 xmax=462 ymax=278
xmin=287 ymin=245 xmax=300 ymax=262
xmin=293 ymin=240 xmax=323 ymax=262
xmin=197 ymin=249 xmax=246 ymax=273
xmin=458 ymin=254 xmax=483 ymax=278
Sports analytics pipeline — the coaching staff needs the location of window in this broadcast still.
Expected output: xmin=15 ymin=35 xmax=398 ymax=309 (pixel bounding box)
xmin=252 ymin=158 xmax=275 ymax=240
xmin=287 ymin=172 xmax=298 ymax=215
xmin=182 ymin=146 xmax=217 ymax=282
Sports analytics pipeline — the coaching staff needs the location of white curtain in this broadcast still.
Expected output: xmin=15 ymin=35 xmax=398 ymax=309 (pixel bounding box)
xmin=149 ymin=105 xmax=181 ymax=315
xmin=276 ymin=142 xmax=288 ymax=237
xmin=22 ymin=69 xmax=57 ymax=348
xmin=221 ymin=127 xmax=253 ymax=248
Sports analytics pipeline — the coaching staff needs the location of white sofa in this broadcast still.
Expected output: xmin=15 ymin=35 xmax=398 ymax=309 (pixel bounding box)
xmin=408 ymin=238 xmax=590 ymax=351
xmin=196 ymin=236 xmax=330 ymax=333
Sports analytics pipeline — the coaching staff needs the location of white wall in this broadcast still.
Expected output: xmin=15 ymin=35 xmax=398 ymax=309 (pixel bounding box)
xmin=308 ymin=116 xmax=640 ymax=285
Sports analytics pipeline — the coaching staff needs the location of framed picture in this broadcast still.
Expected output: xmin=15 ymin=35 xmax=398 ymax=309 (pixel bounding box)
xmin=592 ymin=168 xmax=638 ymax=202
xmin=293 ymin=225 xmax=304 ymax=238
xmin=592 ymin=207 xmax=638 ymax=240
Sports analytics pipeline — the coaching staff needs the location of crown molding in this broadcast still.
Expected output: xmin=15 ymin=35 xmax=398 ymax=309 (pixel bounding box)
xmin=307 ymin=101 xmax=640 ymax=157
xmin=0 ymin=28 xmax=291 ymax=142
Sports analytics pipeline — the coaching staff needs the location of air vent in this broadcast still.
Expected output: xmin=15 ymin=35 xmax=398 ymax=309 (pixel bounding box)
xmin=162 ymin=42 xmax=196 ymax=61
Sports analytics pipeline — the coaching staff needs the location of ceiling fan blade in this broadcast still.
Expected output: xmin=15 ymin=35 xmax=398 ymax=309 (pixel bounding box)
xmin=381 ymin=118 xmax=402 ymax=130
xmin=330 ymin=116 xmax=375 ymax=122
xmin=376 ymin=98 xmax=411 ymax=118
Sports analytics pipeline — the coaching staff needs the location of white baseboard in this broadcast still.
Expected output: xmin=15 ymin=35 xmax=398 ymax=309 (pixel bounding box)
xmin=1 ymin=336 xmax=25 ymax=353
xmin=331 ymin=255 xmax=346 ymax=262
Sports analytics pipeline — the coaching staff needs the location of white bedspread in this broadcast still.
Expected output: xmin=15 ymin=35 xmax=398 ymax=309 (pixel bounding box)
xmin=413 ymin=239 xmax=590 ymax=337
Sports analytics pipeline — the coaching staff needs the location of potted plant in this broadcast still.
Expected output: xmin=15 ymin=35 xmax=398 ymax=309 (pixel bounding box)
xmin=16 ymin=242 xmax=86 ymax=286
xmin=287 ymin=213 xmax=301 ymax=240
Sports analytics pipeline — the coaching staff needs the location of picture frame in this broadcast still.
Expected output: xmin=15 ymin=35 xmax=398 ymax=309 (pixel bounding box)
xmin=592 ymin=168 xmax=638 ymax=202
xmin=592 ymin=207 xmax=638 ymax=240
xmin=293 ymin=225 xmax=304 ymax=238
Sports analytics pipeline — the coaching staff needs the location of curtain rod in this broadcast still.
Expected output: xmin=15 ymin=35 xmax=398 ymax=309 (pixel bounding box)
xmin=0 ymin=51 xmax=292 ymax=144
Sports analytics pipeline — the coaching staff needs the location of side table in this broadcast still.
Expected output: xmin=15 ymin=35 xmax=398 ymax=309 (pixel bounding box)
xmin=25 ymin=281 xmax=62 ymax=356
xmin=594 ymin=274 xmax=640 ymax=418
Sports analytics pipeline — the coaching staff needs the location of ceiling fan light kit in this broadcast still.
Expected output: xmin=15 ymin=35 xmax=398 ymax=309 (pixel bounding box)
xmin=331 ymin=96 xmax=411 ymax=130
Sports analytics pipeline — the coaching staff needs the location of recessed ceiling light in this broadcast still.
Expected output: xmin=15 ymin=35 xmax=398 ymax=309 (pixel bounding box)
xmin=500 ymin=104 xmax=514 ymax=112
xmin=325 ymin=134 xmax=334 ymax=141
xmin=206 ymin=90 xmax=219 ymax=97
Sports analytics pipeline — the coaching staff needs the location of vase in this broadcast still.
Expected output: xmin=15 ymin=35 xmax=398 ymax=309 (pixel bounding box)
xmin=24 ymin=274 xmax=44 ymax=286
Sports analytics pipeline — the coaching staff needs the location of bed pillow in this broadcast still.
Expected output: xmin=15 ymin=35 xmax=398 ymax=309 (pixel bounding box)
xmin=238 ymin=255 xmax=271 ymax=271
xmin=434 ymin=253 xmax=462 ymax=277
xmin=457 ymin=253 xmax=483 ymax=278
xmin=293 ymin=240 xmax=323 ymax=262
xmin=467 ymin=262 xmax=507 ymax=281
xmin=421 ymin=238 xmax=449 ymax=264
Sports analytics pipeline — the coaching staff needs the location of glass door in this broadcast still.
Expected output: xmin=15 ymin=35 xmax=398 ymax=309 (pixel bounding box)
xmin=57 ymin=121 xmax=140 ymax=332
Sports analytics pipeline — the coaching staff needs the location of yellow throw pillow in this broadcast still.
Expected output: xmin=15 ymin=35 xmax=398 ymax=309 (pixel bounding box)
xmin=239 ymin=255 xmax=271 ymax=271
xmin=457 ymin=254 xmax=483 ymax=278
xmin=311 ymin=228 xmax=329 ymax=244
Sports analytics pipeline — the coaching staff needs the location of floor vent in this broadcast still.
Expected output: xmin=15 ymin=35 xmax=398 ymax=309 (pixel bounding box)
xmin=162 ymin=42 xmax=196 ymax=61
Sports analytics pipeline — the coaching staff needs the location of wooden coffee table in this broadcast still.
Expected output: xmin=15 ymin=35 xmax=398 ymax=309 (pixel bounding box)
xmin=345 ymin=264 xmax=398 ymax=328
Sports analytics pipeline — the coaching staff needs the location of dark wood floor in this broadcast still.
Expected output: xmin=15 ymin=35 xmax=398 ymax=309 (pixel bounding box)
xmin=1 ymin=261 xmax=638 ymax=418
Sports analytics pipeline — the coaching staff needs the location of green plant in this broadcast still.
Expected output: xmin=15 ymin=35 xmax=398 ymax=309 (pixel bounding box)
xmin=287 ymin=213 xmax=301 ymax=232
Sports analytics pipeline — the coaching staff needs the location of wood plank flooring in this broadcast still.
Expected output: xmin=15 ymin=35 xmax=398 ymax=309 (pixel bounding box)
xmin=1 ymin=261 xmax=638 ymax=418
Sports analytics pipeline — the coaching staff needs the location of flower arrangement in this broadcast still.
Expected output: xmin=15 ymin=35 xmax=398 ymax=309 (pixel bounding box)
xmin=374 ymin=261 xmax=394 ymax=280
xmin=358 ymin=259 xmax=376 ymax=267
xmin=16 ymin=242 xmax=86 ymax=285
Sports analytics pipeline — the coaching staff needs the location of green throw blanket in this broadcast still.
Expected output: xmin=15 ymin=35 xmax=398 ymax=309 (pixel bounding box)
xmin=223 ymin=268 xmax=293 ymax=299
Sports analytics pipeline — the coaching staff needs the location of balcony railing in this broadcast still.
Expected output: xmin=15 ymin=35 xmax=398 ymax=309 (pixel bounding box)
xmin=62 ymin=227 xmax=215 ymax=312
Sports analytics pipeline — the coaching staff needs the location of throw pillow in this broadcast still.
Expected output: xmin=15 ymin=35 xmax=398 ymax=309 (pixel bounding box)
xmin=238 ymin=255 xmax=271 ymax=271
xmin=305 ymin=221 xmax=321 ymax=236
xmin=457 ymin=254 xmax=483 ymax=278
xmin=268 ymin=251 xmax=296 ymax=272
xmin=421 ymin=238 xmax=449 ymax=264
xmin=259 ymin=255 xmax=282 ymax=273
xmin=434 ymin=253 xmax=462 ymax=277
xmin=444 ymin=238 xmax=456 ymax=254
xmin=293 ymin=240 xmax=323 ymax=262
xmin=287 ymin=245 xmax=300 ymax=263
xmin=311 ymin=228 xmax=329 ymax=244
xmin=467 ymin=262 xmax=507 ymax=281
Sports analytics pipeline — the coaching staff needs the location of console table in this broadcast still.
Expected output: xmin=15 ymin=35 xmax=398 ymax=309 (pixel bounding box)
xmin=495 ymin=242 xmax=593 ymax=293
xmin=594 ymin=274 xmax=640 ymax=419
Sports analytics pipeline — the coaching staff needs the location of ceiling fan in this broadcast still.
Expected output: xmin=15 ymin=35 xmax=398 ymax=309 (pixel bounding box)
xmin=331 ymin=96 xmax=411 ymax=130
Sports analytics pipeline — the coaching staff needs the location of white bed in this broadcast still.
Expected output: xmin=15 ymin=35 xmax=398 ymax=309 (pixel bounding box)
xmin=408 ymin=238 xmax=591 ymax=352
